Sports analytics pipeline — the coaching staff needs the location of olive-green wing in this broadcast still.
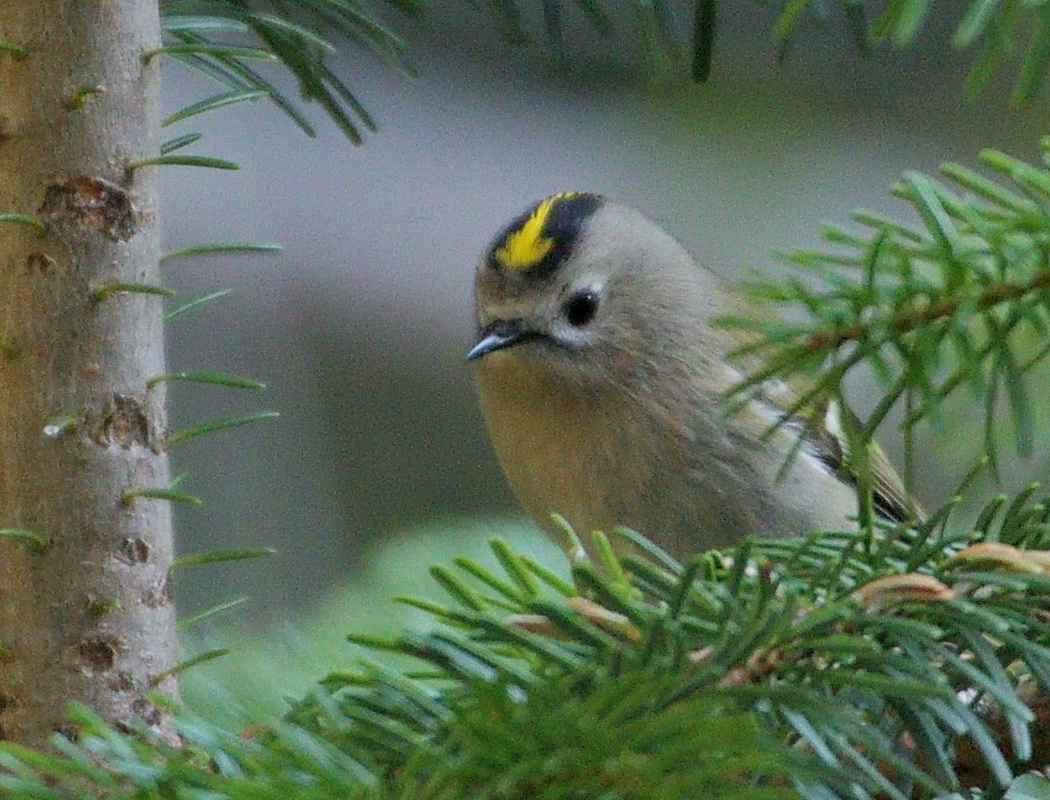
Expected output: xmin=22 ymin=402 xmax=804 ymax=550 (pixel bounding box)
xmin=714 ymin=274 xmax=924 ymax=523
xmin=806 ymin=400 xmax=925 ymax=524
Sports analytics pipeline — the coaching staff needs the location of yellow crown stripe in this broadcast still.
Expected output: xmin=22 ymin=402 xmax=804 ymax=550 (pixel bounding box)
xmin=494 ymin=191 xmax=581 ymax=271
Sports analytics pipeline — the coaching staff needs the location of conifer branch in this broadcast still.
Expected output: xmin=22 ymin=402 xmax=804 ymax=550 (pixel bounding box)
xmin=727 ymin=144 xmax=1050 ymax=471
xmin=804 ymin=267 xmax=1050 ymax=353
xmin=5 ymin=503 xmax=1050 ymax=797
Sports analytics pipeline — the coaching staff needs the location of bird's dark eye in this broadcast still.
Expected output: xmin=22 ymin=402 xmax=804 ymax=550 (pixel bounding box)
xmin=562 ymin=290 xmax=599 ymax=327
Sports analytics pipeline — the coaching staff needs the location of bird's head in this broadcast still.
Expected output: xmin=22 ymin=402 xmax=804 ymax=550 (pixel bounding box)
xmin=468 ymin=192 xmax=720 ymax=390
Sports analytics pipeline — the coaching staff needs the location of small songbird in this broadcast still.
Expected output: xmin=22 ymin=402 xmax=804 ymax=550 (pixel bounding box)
xmin=467 ymin=192 xmax=920 ymax=560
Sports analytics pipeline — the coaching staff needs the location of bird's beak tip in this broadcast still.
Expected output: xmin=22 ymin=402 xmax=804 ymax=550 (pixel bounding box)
xmin=465 ymin=333 xmax=508 ymax=361
xmin=466 ymin=321 xmax=528 ymax=361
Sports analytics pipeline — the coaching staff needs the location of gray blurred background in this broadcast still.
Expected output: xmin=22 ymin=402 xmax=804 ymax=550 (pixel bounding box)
xmin=158 ymin=1 xmax=1050 ymax=628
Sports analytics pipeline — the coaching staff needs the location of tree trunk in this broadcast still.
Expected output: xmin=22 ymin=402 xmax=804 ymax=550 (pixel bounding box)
xmin=0 ymin=1 xmax=178 ymax=747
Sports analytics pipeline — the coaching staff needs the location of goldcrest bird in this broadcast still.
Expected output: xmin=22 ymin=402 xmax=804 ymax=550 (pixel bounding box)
xmin=467 ymin=192 xmax=921 ymax=560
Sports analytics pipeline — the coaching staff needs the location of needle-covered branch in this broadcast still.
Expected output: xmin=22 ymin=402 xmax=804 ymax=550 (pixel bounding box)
xmin=725 ymin=143 xmax=1050 ymax=479
xmin=5 ymin=490 xmax=1050 ymax=798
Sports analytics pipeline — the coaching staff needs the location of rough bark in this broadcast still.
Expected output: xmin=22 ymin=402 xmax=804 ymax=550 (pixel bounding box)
xmin=0 ymin=1 xmax=178 ymax=747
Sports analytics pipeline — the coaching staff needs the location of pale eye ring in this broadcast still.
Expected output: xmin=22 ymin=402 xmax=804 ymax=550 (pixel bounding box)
xmin=562 ymin=290 xmax=599 ymax=327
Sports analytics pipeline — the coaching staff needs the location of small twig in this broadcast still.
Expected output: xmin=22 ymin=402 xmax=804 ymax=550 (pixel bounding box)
xmin=805 ymin=268 xmax=1050 ymax=352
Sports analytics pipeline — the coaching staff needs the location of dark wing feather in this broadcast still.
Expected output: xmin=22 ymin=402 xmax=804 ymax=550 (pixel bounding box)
xmin=719 ymin=279 xmax=924 ymax=524
xmin=806 ymin=401 xmax=924 ymax=524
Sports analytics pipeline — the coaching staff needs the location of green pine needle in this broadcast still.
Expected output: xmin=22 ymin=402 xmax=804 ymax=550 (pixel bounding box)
xmin=146 ymin=372 xmax=266 ymax=390
xmin=172 ymin=547 xmax=277 ymax=568
xmin=167 ymin=411 xmax=279 ymax=446
xmin=165 ymin=288 xmax=234 ymax=321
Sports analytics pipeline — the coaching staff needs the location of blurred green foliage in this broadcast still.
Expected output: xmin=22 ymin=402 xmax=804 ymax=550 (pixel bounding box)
xmin=180 ymin=515 xmax=561 ymax=727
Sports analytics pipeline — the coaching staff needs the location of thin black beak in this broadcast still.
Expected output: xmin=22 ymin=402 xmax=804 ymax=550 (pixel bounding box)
xmin=466 ymin=320 xmax=533 ymax=361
